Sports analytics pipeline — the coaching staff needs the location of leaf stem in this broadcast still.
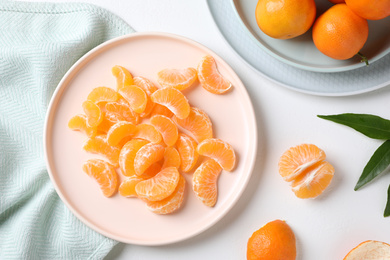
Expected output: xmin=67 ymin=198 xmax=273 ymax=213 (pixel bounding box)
xmin=357 ymin=52 xmax=369 ymax=66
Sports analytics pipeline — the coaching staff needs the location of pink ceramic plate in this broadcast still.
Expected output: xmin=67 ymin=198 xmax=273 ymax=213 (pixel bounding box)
xmin=44 ymin=32 xmax=257 ymax=245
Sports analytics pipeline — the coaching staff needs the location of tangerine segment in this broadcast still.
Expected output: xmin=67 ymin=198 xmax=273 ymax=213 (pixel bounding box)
xmin=112 ymin=65 xmax=134 ymax=91
xmin=150 ymin=115 xmax=178 ymax=147
xmin=162 ymin=147 xmax=181 ymax=169
xmin=105 ymin=99 xmax=140 ymax=125
xmin=343 ymin=240 xmax=390 ymax=260
xmin=146 ymin=174 xmax=186 ymax=214
xmin=82 ymin=159 xmax=118 ymax=197
xmin=173 ymin=106 xmax=213 ymax=143
xmin=135 ymin=166 xmax=180 ymax=201
xmin=133 ymin=76 xmax=158 ymax=118
xmin=278 ymin=144 xmax=327 ymax=182
xmin=83 ymin=135 xmax=120 ymax=167
xmin=134 ymin=143 xmax=165 ymax=176
xmin=192 ymin=159 xmax=222 ymax=207
xmin=197 ymin=138 xmax=236 ymax=172
xmin=133 ymin=123 xmax=163 ymax=144
xmin=87 ymin=86 xmax=119 ymax=103
xmin=106 ymin=121 xmax=137 ymax=146
xmin=82 ymin=100 xmax=103 ymax=127
xmin=150 ymin=103 xmax=174 ymax=118
xmin=68 ymin=114 xmax=97 ymax=138
xmin=97 ymin=111 xmax=122 ymax=133
xmin=157 ymin=67 xmax=197 ymax=90
xmin=291 ymin=161 xmax=334 ymax=199
xmin=118 ymin=85 xmax=147 ymax=114
xmin=197 ymin=55 xmax=232 ymax=95
xmin=176 ymin=133 xmax=199 ymax=172
xmin=150 ymin=87 xmax=190 ymax=119
xmin=119 ymin=139 xmax=149 ymax=177
xmin=119 ymin=176 xmax=144 ymax=198
xmin=140 ymin=162 xmax=163 ymax=179
xmin=247 ymin=220 xmax=296 ymax=260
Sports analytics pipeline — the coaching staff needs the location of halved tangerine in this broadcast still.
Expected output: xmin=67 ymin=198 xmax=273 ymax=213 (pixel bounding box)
xmin=82 ymin=100 xmax=103 ymax=127
xmin=173 ymin=106 xmax=213 ymax=143
xmin=68 ymin=114 xmax=97 ymax=138
xmin=134 ymin=143 xmax=165 ymax=176
xmin=118 ymin=85 xmax=147 ymax=114
xmin=135 ymin=166 xmax=180 ymax=201
xmin=150 ymin=114 xmax=178 ymax=147
xmin=112 ymin=65 xmax=134 ymax=91
xmin=82 ymin=159 xmax=118 ymax=197
xmin=106 ymin=121 xmax=137 ymax=146
xmin=133 ymin=123 xmax=162 ymax=144
xmin=119 ymin=139 xmax=149 ymax=177
xmin=119 ymin=175 xmax=144 ymax=198
xmin=87 ymin=86 xmax=119 ymax=103
xmin=176 ymin=133 xmax=199 ymax=172
xmin=197 ymin=55 xmax=232 ymax=94
xmin=150 ymin=87 xmax=190 ymax=119
xmin=157 ymin=67 xmax=197 ymax=90
xmin=192 ymin=159 xmax=222 ymax=207
xmin=146 ymin=174 xmax=186 ymax=214
xmin=197 ymin=138 xmax=236 ymax=172
xmin=83 ymin=135 xmax=120 ymax=167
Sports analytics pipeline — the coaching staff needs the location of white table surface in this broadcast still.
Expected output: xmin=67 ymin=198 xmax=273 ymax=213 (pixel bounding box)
xmin=24 ymin=0 xmax=390 ymax=259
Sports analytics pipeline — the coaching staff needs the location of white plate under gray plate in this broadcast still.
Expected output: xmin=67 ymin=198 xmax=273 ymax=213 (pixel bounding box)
xmin=206 ymin=0 xmax=390 ymax=96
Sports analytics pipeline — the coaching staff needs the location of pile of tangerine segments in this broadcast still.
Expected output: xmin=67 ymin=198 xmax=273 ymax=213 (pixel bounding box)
xmin=68 ymin=55 xmax=237 ymax=215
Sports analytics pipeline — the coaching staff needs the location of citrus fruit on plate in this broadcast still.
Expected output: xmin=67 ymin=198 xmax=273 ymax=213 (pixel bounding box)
xmin=44 ymin=32 xmax=257 ymax=245
xmin=232 ymin=0 xmax=390 ymax=72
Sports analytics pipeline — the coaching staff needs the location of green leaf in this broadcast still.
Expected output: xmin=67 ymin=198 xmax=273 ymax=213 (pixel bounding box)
xmin=355 ymin=140 xmax=390 ymax=190
xmin=318 ymin=113 xmax=390 ymax=140
xmin=385 ymin=185 xmax=390 ymax=217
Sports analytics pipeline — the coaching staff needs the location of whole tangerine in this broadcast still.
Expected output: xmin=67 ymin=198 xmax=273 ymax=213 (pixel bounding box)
xmin=255 ymin=0 xmax=316 ymax=39
xmin=345 ymin=0 xmax=390 ymax=20
xmin=247 ymin=219 xmax=296 ymax=260
xmin=312 ymin=4 xmax=369 ymax=61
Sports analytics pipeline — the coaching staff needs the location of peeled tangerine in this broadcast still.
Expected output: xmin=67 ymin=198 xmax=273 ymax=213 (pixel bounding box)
xmin=278 ymin=144 xmax=334 ymax=199
xmin=344 ymin=240 xmax=390 ymax=260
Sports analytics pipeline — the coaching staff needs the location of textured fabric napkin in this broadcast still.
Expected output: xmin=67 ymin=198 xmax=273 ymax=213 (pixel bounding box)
xmin=0 ymin=1 xmax=134 ymax=259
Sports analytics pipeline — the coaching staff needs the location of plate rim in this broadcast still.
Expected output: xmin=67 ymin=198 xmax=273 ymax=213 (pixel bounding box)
xmin=230 ymin=0 xmax=390 ymax=73
xmin=43 ymin=31 xmax=258 ymax=245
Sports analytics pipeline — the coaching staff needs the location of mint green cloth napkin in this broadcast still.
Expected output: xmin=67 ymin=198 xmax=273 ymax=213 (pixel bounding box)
xmin=0 ymin=2 xmax=134 ymax=259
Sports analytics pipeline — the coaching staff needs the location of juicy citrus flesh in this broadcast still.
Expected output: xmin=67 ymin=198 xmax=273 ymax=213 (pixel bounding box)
xmin=150 ymin=87 xmax=190 ymax=119
xmin=135 ymin=166 xmax=180 ymax=201
xmin=83 ymin=135 xmax=120 ymax=167
xmin=196 ymin=138 xmax=236 ymax=172
xmin=87 ymin=86 xmax=119 ymax=104
xmin=150 ymin=114 xmax=179 ymax=146
xmin=157 ymin=67 xmax=198 ymax=90
xmin=255 ymin=0 xmax=316 ymax=39
xmin=112 ymin=65 xmax=134 ymax=91
xmin=173 ymin=106 xmax=213 ymax=143
xmin=134 ymin=143 xmax=165 ymax=176
xmin=118 ymin=85 xmax=147 ymax=114
xmin=197 ymin=55 xmax=232 ymax=94
xmin=82 ymin=159 xmax=118 ymax=197
xmin=345 ymin=0 xmax=390 ymax=20
xmin=106 ymin=121 xmax=137 ymax=146
xmin=133 ymin=123 xmax=163 ymax=144
xmin=119 ymin=139 xmax=149 ymax=177
xmin=69 ymin=58 xmax=238 ymax=212
xmin=176 ymin=133 xmax=199 ymax=172
xmin=247 ymin=219 xmax=296 ymax=260
xmin=68 ymin=114 xmax=97 ymax=138
xmin=82 ymin=100 xmax=103 ymax=127
xmin=119 ymin=175 xmax=144 ymax=198
xmin=278 ymin=144 xmax=334 ymax=199
xmin=192 ymin=159 xmax=222 ymax=207
xmin=312 ymin=3 xmax=369 ymax=60
xmin=146 ymin=174 xmax=186 ymax=214
xmin=344 ymin=240 xmax=390 ymax=260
